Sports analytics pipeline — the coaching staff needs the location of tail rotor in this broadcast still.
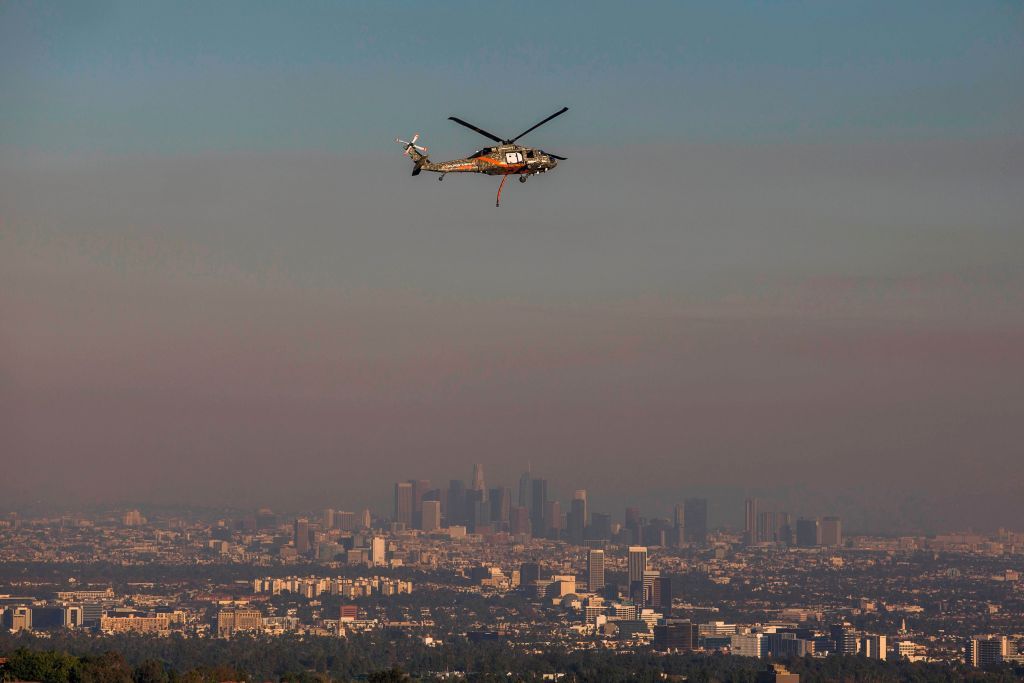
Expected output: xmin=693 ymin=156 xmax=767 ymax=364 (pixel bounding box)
xmin=395 ymin=133 xmax=428 ymax=157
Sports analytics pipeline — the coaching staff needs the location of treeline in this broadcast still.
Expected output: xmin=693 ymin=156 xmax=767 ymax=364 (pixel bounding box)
xmin=2 ymin=631 xmax=1022 ymax=683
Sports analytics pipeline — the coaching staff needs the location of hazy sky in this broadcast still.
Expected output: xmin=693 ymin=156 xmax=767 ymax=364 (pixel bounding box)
xmin=2 ymin=2 xmax=1022 ymax=532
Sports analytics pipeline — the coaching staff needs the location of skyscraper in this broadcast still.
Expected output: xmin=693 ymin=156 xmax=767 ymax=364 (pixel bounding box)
xmin=544 ymin=500 xmax=561 ymax=539
xmin=744 ymin=498 xmax=758 ymax=545
xmin=641 ymin=570 xmax=660 ymax=607
xmin=421 ymin=500 xmax=442 ymax=532
xmin=411 ymin=479 xmax=430 ymax=528
xmin=510 ymin=506 xmax=531 ymax=536
xmin=465 ymin=489 xmax=487 ymax=532
xmin=757 ymin=510 xmax=776 ymax=543
xmin=531 ymin=478 xmax=548 ymax=535
xmin=518 ymin=469 xmax=532 ymax=509
xmin=447 ymin=479 xmax=466 ymax=526
xmin=370 ymin=536 xmax=386 ymax=566
xmin=625 ymin=507 xmax=642 ymax=545
xmin=684 ymin=498 xmax=708 ymax=544
xmin=573 ymin=489 xmax=588 ymax=525
xmin=471 ymin=463 xmax=486 ymax=498
xmin=628 ymin=546 xmax=648 ymax=587
xmin=490 ymin=487 xmax=512 ymax=529
xmin=293 ymin=518 xmax=310 ymax=555
xmin=820 ymin=516 xmax=842 ymax=547
xmin=670 ymin=504 xmax=686 ymax=547
xmin=567 ymin=498 xmax=586 ymax=544
xmin=589 ymin=512 xmax=611 ymax=540
xmin=966 ymin=636 xmax=1008 ymax=667
xmin=652 ymin=575 xmax=672 ymax=615
xmin=394 ymin=482 xmax=413 ymax=527
xmin=587 ymin=549 xmax=605 ymax=592
xmin=830 ymin=623 xmax=857 ymax=655
xmin=860 ymin=634 xmax=887 ymax=660
xmin=796 ymin=518 xmax=820 ymax=547
xmin=777 ymin=512 xmax=793 ymax=546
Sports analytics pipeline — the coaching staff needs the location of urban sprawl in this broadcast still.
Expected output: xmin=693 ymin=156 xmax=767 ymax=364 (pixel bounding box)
xmin=2 ymin=466 xmax=1022 ymax=676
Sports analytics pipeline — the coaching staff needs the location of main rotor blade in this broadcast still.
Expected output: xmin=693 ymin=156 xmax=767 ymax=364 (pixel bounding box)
xmin=448 ymin=116 xmax=504 ymax=144
xmin=542 ymin=151 xmax=567 ymax=160
xmin=509 ymin=106 xmax=569 ymax=143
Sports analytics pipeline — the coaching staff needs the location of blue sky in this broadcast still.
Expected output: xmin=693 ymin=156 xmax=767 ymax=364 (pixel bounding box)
xmin=2 ymin=1 xmax=1022 ymax=154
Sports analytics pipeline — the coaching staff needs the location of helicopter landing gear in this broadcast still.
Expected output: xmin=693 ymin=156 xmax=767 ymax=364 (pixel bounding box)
xmin=438 ymin=174 xmax=445 ymax=182
xmin=518 ymin=175 xmax=528 ymax=183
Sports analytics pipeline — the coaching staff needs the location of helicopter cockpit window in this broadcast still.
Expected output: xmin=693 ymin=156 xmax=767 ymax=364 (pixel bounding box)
xmin=526 ymin=150 xmax=535 ymax=159
xmin=505 ymin=151 xmax=524 ymax=164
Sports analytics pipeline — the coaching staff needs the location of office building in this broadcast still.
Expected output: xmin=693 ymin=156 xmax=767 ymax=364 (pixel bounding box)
xmin=520 ymin=562 xmax=541 ymax=586
xmin=422 ymin=500 xmax=442 ymax=532
xmin=684 ymin=498 xmax=708 ymax=544
xmin=732 ymin=633 xmax=765 ymax=658
xmin=466 ymin=489 xmax=489 ymax=533
xmin=860 ymin=634 xmax=887 ymax=660
xmin=64 ymin=605 xmax=83 ymax=628
xmin=744 ymin=498 xmax=758 ymax=545
xmin=652 ymin=575 xmax=672 ymax=615
xmin=777 ymin=512 xmax=793 ymax=546
xmin=4 ymin=606 xmax=32 ymax=632
xmin=544 ymin=500 xmax=562 ymax=539
xmin=411 ymin=479 xmax=430 ymax=528
xmin=830 ymin=623 xmax=858 ymax=655
xmin=217 ymin=609 xmax=263 ymax=638
xmin=628 ymin=546 xmax=648 ymax=589
xmin=638 ymin=569 xmax=659 ymax=606
xmin=490 ymin=487 xmax=512 ymax=529
xmin=572 ymin=489 xmax=588 ymax=524
xmin=966 ymin=636 xmax=1007 ymax=667
xmin=763 ymin=632 xmax=813 ymax=658
xmin=625 ymin=507 xmax=642 ymax=545
xmin=510 ymin=505 xmax=531 ymax=535
xmin=447 ymin=480 xmax=466 ymax=526
xmin=670 ymin=503 xmax=685 ymax=546
xmin=122 ymin=509 xmax=145 ymax=527
xmin=653 ymin=620 xmax=697 ymax=651
xmin=471 ymin=463 xmax=486 ymax=496
xmin=530 ymin=478 xmax=548 ymax=535
xmin=757 ymin=510 xmax=776 ymax=543
xmin=333 ymin=510 xmax=354 ymax=531
xmin=322 ymin=508 xmax=335 ymax=530
xmin=589 ymin=512 xmax=611 ymax=540
xmin=394 ymin=482 xmax=413 ymax=527
xmin=821 ymin=516 xmax=842 ymax=547
xmin=293 ymin=518 xmax=311 ymax=555
xmin=587 ymin=549 xmax=605 ymax=592
xmin=567 ymin=498 xmax=586 ymax=544
xmin=518 ymin=470 xmax=532 ymax=509
xmin=370 ymin=536 xmax=386 ymax=566
xmin=795 ymin=518 xmax=820 ymax=547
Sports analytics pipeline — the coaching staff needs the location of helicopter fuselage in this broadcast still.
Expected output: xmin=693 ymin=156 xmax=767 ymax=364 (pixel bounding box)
xmin=421 ymin=144 xmax=558 ymax=176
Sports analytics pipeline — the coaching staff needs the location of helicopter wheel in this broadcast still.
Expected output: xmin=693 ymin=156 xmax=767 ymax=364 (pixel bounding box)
xmin=438 ymin=175 xmax=444 ymax=182
xmin=518 ymin=175 xmax=528 ymax=183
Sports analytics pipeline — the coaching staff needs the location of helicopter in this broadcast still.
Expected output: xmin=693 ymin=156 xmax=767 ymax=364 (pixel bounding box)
xmin=395 ymin=107 xmax=568 ymax=207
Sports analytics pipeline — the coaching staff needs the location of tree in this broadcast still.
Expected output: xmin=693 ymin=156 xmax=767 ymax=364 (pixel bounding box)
xmin=2 ymin=649 xmax=79 ymax=683
xmin=367 ymin=669 xmax=411 ymax=683
xmin=132 ymin=659 xmax=169 ymax=683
